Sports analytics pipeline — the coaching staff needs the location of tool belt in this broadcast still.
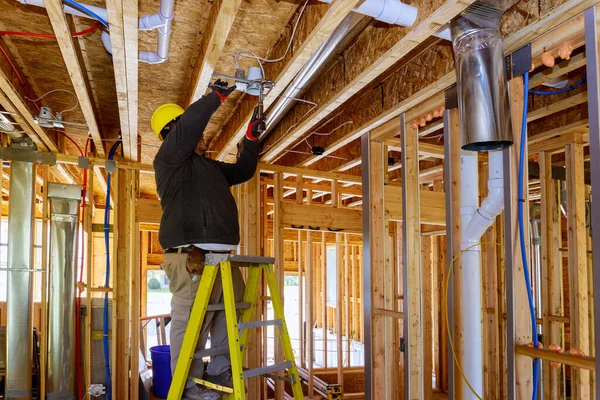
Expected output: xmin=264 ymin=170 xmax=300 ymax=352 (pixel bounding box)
xmin=164 ymin=246 xmax=231 ymax=275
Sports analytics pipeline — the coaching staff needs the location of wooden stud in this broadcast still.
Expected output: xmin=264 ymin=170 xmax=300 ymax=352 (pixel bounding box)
xmin=43 ymin=0 xmax=105 ymax=156
xmin=539 ymin=151 xmax=564 ymax=399
xmin=298 ymin=230 xmax=305 ymax=369
xmin=114 ymin=168 xmax=131 ymax=399
xmin=85 ymin=164 xmax=95 ymax=391
xmin=402 ymin=118 xmax=424 ymax=399
xmin=344 ymin=234 xmax=350 ymax=368
xmin=365 ymin=137 xmax=389 ymax=398
xmin=508 ymin=77 xmax=533 ymax=399
xmin=129 ymin=171 xmax=140 ymax=399
xmin=39 ymin=166 xmax=48 ymax=400
xmin=422 ymin=234 xmax=433 ymax=399
xmin=296 ymin=175 xmax=304 ymax=205
xmin=336 ymin=234 xmax=343 ymax=387
xmin=306 ymin=231 xmax=314 ymax=397
xmin=566 ymin=139 xmax=591 ymax=399
xmin=321 ymin=231 xmax=328 ymax=368
xmin=273 ymin=172 xmax=285 ymax=398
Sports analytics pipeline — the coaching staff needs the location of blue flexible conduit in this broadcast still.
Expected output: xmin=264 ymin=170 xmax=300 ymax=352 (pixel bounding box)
xmin=62 ymin=0 xmax=110 ymax=29
xmin=519 ymin=71 xmax=539 ymax=400
xmin=529 ymin=75 xmax=586 ymax=96
xmin=103 ymin=140 xmax=121 ymax=399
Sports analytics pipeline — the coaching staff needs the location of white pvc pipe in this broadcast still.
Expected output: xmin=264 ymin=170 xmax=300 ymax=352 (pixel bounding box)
xmin=459 ymin=149 xmax=504 ymax=400
xmin=318 ymin=0 xmax=417 ymax=27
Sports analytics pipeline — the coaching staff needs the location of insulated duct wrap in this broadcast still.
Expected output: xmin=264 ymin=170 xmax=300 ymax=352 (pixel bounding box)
xmin=6 ymin=158 xmax=37 ymax=400
xmin=46 ymin=183 xmax=81 ymax=400
xmin=451 ymin=1 xmax=514 ymax=151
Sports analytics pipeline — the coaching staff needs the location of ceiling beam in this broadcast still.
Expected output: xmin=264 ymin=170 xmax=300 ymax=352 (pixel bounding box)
xmin=184 ymin=0 xmax=243 ymax=105
xmin=527 ymin=91 xmax=588 ymax=123
xmin=105 ymin=0 xmax=137 ymax=160
xmin=43 ymin=0 xmax=106 ymax=156
xmin=212 ymin=0 xmax=363 ymax=160
xmin=259 ymin=0 xmax=477 ymax=162
xmin=529 ymin=52 xmax=587 ymax=88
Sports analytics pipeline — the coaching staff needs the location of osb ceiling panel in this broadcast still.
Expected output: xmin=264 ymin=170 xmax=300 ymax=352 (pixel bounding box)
xmin=137 ymin=0 xmax=212 ymax=165
xmin=196 ymin=0 xmax=298 ymax=144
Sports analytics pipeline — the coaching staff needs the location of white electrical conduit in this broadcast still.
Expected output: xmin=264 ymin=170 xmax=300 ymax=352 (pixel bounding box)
xmin=18 ymin=0 xmax=173 ymax=64
xmin=460 ymin=149 xmax=504 ymax=400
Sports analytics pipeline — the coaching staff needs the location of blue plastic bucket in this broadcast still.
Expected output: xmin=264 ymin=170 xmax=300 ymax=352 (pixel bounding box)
xmin=150 ymin=345 xmax=172 ymax=398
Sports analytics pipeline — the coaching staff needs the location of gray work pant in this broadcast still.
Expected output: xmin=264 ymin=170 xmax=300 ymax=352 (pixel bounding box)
xmin=162 ymin=252 xmax=245 ymax=388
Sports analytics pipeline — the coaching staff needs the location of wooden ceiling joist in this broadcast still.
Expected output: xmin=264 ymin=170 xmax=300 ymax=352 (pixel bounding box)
xmin=184 ymin=0 xmax=243 ymax=105
xmin=259 ymin=0 xmax=477 ymax=163
xmin=527 ymin=91 xmax=588 ymax=123
xmin=0 ymin=51 xmax=57 ymax=152
xmin=0 ymin=89 xmax=50 ymax=151
xmin=43 ymin=0 xmax=106 ymax=156
xmin=105 ymin=0 xmax=137 ymax=160
xmin=213 ymin=0 xmax=363 ymax=161
xmin=529 ymin=52 xmax=587 ymax=88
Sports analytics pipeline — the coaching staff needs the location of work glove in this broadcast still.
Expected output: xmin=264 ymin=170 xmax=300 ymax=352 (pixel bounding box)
xmin=246 ymin=106 xmax=266 ymax=141
xmin=209 ymin=79 xmax=236 ymax=103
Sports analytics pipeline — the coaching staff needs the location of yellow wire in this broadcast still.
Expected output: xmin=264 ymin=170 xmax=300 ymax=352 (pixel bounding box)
xmin=444 ymin=241 xmax=504 ymax=400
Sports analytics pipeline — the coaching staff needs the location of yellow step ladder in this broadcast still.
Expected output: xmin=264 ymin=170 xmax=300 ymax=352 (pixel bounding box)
xmin=167 ymin=254 xmax=304 ymax=400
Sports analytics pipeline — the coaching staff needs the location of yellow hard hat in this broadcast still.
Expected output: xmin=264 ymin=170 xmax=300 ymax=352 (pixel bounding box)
xmin=151 ymin=103 xmax=184 ymax=141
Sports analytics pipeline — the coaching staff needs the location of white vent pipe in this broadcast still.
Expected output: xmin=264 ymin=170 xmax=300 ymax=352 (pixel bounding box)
xmin=318 ymin=0 xmax=417 ymax=27
xmin=17 ymin=0 xmax=173 ymax=64
xmin=460 ymin=149 xmax=504 ymax=400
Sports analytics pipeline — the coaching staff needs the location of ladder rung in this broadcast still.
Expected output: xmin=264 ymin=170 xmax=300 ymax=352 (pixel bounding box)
xmin=204 ymin=253 xmax=275 ymax=266
xmin=243 ymin=361 xmax=293 ymax=380
xmin=206 ymin=302 xmax=252 ymax=311
xmin=238 ymin=319 xmax=282 ymax=330
xmin=194 ymin=345 xmax=243 ymax=359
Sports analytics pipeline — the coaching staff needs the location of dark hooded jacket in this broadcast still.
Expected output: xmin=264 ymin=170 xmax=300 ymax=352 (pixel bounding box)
xmin=153 ymin=91 xmax=259 ymax=249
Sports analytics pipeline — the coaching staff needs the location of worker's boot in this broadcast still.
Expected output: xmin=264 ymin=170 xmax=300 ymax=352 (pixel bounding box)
xmin=182 ymin=385 xmax=222 ymax=400
xmin=204 ymin=368 xmax=233 ymax=389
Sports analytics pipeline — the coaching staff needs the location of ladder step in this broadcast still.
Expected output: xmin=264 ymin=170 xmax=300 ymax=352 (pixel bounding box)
xmin=194 ymin=345 xmax=244 ymax=359
xmin=243 ymin=361 xmax=293 ymax=380
xmin=204 ymin=253 xmax=275 ymax=266
xmin=238 ymin=319 xmax=282 ymax=330
xmin=206 ymin=302 xmax=251 ymax=311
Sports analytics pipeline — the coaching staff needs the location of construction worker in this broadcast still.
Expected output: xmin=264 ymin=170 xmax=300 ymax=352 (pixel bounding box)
xmin=152 ymin=79 xmax=264 ymax=400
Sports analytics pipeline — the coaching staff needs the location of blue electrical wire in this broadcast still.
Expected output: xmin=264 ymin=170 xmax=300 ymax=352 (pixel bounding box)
xmin=103 ymin=140 xmax=121 ymax=400
xmin=529 ymin=75 xmax=586 ymax=96
xmin=519 ymin=71 xmax=540 ymax=400
xmin=63 ymin=0 xmax=110 ymax=29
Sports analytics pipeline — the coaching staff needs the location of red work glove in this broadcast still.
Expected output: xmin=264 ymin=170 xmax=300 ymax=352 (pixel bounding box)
xmin=246 ymin=106 xmax=266 ymax=141
xmin=209 ymin=79 xmax=236 ymax=103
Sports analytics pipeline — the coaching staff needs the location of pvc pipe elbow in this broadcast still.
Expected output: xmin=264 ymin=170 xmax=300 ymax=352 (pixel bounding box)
xmin=139 ymin=13 xmax=164 ymax=30
xmin=139 ymin=51 xmax=167 ymax=64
